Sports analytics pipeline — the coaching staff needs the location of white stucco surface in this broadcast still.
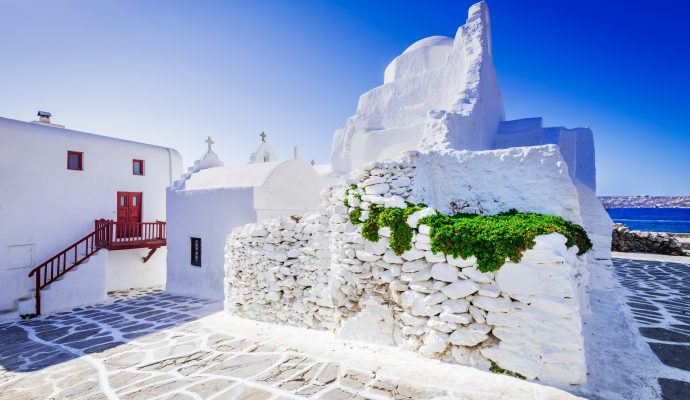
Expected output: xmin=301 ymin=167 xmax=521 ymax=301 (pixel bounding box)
xmin=409 ymin=145 xmax=581 ymax=222
xmin=0 ymin=115 xmax=182 ymax=312
xmin=495 ymin=118 xmax=597 ymax=192
xmin=106 ymin=247 xmax=167 ymax=291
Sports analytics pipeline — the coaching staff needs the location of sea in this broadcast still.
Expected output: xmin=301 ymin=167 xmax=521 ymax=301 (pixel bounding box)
xmin=605 ymin=208 xmax=690 ymax=233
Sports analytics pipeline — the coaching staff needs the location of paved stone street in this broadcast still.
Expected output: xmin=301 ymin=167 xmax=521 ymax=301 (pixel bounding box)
xmin=0 ymin=288 xmax=576 ymax=400
xmin=613 ymin=257 xmax=690 ymax=400
xmin=3 ymin=258 xmax=689 ymax=399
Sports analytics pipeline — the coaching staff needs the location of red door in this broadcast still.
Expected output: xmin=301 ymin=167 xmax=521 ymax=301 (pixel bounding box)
xmin=116 ymin=192 xmax=142 ymax=238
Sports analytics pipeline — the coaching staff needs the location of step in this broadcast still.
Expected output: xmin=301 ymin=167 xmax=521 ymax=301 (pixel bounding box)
xmin=17 ymin=295 xmax=36 ymax=316
xmin=8 ymin=254 xmax=94 ymax=320
xmin=0 ymin=307 xmax=19 ymax=324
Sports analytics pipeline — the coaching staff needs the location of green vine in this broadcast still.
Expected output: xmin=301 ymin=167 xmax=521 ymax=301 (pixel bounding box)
xmin=348 ymin=204 xmax=592 ymax=272
xmin=343 ymin=184 xmax=359 ymax=207
xmin=348 ymin=208 xmax=362 ymax=225
xmin=359 ymin=205 xmax=425 ymax=254
xmin=490 ymin=361 xmax=526 ymax=379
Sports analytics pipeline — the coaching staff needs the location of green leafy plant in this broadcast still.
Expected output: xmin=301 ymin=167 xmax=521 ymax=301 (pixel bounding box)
xmin=20 ymin=313 xmax=38 ymax=320
xmin=349 ymin=203 xmax=592 ymax=272
xmin=349 ymin=208 xmax=362 ymax=224
xmin=343 ymin=184 xmax=360 ymax=207
xmin=490 ymin=361 xmax=527 ymax=379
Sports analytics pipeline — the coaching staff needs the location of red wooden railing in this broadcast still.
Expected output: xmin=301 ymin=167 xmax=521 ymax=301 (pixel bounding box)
xmin=95 ymin=219 xmax=166 ymax=249
xmin=28 ymin=219 xmax=166 ymax=315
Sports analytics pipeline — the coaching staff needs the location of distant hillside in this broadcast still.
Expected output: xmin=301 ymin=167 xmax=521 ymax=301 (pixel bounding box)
xmin=600 ymin=196 xmax=690 ymax=208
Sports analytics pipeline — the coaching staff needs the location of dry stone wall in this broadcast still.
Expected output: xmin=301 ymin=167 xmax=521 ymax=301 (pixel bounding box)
xmin=225 ymin=148 xmax=589 ymax=385
xmin=612 ymin=223 xmax=686 ymax=256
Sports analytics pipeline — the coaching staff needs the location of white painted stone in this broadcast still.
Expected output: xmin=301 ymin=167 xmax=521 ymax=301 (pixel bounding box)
xmin=447 ymin=255 xmax=477 ymax=268
xmin=415 ymin=234 xmax=431 ymax=244
xmin=383 ymin=250 xmax=404 ymax=264
xmin=478 ymin=284 xmax=501 ymax=298
xmin=383 ymin=195 xmax=407 ymax=209
xmin=421 ymin=330 xmax=449 ymax=354
xmin=451 ymin=346 xmax=470 ymax=364
xmin=462 ymin=267 xmax=494 ymax=284
xmin=472 ymin=295 xmax=511 ymax=313
xmin=355 ymin=251 xmax=380 ymax=262
xmin=400 ymin=312 xmax=427 ymax=327
xmin=418 ymin=224 xmax=431 ymax=235
xmin=468 ymin=305 xmax=486 ymax=324
xmin=401 ymin=249 xmax=426 ymax=261
xmin=426 ymin=318 xmax=455 ymax=334
xmin=406 ymin=207 xmax=437 ymax=227
xmin=440 ymin=312 xmax=472 ymax=324
xmin=425 ymin=251 xmax=446 ymax=263
xmin=441 ymin=280 xmax=479 ymax=299
xmin=449 ymin=328 xmax=488 ymax=347
xmin=423 ymin=291 xmax=449 ymax=306
xmin=431 ymin=263 xmax=459 ymax=282
xmin=402 ymin=260 xmax=428 ymax=272
xmin=441 ymin=299 xmax=469 ymax=314
xmin=401 ymin=269 xmax=432 ymax=282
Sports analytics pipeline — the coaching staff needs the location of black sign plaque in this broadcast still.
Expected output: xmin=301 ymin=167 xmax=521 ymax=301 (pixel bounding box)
xmin=190 ymin=237 xmax=202 ymax=267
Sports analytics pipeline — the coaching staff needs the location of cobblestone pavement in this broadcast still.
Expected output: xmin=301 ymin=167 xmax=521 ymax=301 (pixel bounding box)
xmin=0 ymin=288 xmax=507 ymax=400
xmin=613 ymin=258 xmax=690 ymax=400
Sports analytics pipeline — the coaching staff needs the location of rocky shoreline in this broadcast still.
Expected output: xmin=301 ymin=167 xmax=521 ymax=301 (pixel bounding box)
xmin=612 ymin=224 xmax=689 ymax=256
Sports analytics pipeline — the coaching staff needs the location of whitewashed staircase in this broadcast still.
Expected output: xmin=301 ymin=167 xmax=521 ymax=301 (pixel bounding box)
xmin=0 ymin=251 xmax=107 ymax=323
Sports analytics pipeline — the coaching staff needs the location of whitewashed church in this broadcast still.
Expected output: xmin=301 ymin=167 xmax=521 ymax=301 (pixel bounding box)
xmin=166 ymin=134 xmax=324 ymax=300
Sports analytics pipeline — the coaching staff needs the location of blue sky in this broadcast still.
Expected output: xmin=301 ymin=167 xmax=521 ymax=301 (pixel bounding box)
xmin=1 ymin=0 xmax=688 ymax=195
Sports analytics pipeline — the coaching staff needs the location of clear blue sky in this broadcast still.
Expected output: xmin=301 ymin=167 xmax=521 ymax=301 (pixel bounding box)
xmin=1 ymin=0 xmax=688 ymax=195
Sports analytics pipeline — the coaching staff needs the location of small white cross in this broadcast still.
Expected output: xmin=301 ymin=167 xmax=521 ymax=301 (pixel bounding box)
xmin=205 ymin=136 xmax=214 ymax=151
xmin=260 ymin=132 xmax=267 ymax=142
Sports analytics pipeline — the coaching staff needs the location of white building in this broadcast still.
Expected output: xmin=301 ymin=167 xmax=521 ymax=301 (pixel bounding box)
xmin=0 ymin=112 xmax=183 ymax=321
xmin=166 ymin=137 xmax=324 ymax=300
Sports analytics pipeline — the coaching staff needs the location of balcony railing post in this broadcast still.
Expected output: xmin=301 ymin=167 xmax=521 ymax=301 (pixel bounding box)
xmin=108 ymin=220 xmax=113 ymax=247
xmin=35 ymin=269 xmax=41 ymax=315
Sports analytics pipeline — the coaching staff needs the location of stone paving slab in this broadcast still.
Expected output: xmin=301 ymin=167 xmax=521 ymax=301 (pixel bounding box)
xmin=613 ymin=257 xmax=690 ymax=400
xmin=0 ymin=288 xmax=580 ymax=400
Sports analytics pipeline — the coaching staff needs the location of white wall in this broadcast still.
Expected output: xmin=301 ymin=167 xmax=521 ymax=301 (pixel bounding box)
xmin=166 ymin=188 xmax=257 ymax=300
xmin=107 ymin=247 xmax=167 ymax=291
xmin=0 ymin=116 xmax=183 ymax=309
xmin=495 ymin=120 xmax=597 ymax=193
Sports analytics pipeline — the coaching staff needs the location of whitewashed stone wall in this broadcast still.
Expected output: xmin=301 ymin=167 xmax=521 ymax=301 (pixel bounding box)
xmin=225 ymin=146 xmax=589 ymax=385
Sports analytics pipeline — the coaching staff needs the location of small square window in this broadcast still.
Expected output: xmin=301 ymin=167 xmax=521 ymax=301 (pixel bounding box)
xmin=67 ymin=151 xmax=83 ymax=171
xmin=133 ymin=159 xmax=144 ymax=175
xmin=190 ymin=237 xmax=202 ymax=267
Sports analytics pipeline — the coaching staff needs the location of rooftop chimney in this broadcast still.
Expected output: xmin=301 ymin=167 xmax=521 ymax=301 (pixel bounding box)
xmin=32 ymin=111 xmax=65 ymax=128
xmin=37 ymin=111 xmax=51 ymax=123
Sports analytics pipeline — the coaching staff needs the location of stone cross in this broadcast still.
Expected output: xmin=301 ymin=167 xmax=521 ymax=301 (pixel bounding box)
xmin=205 ymin=136 xmax=214 ymax=151
xmin=260 ymin=132 xmax=267 ymax=142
